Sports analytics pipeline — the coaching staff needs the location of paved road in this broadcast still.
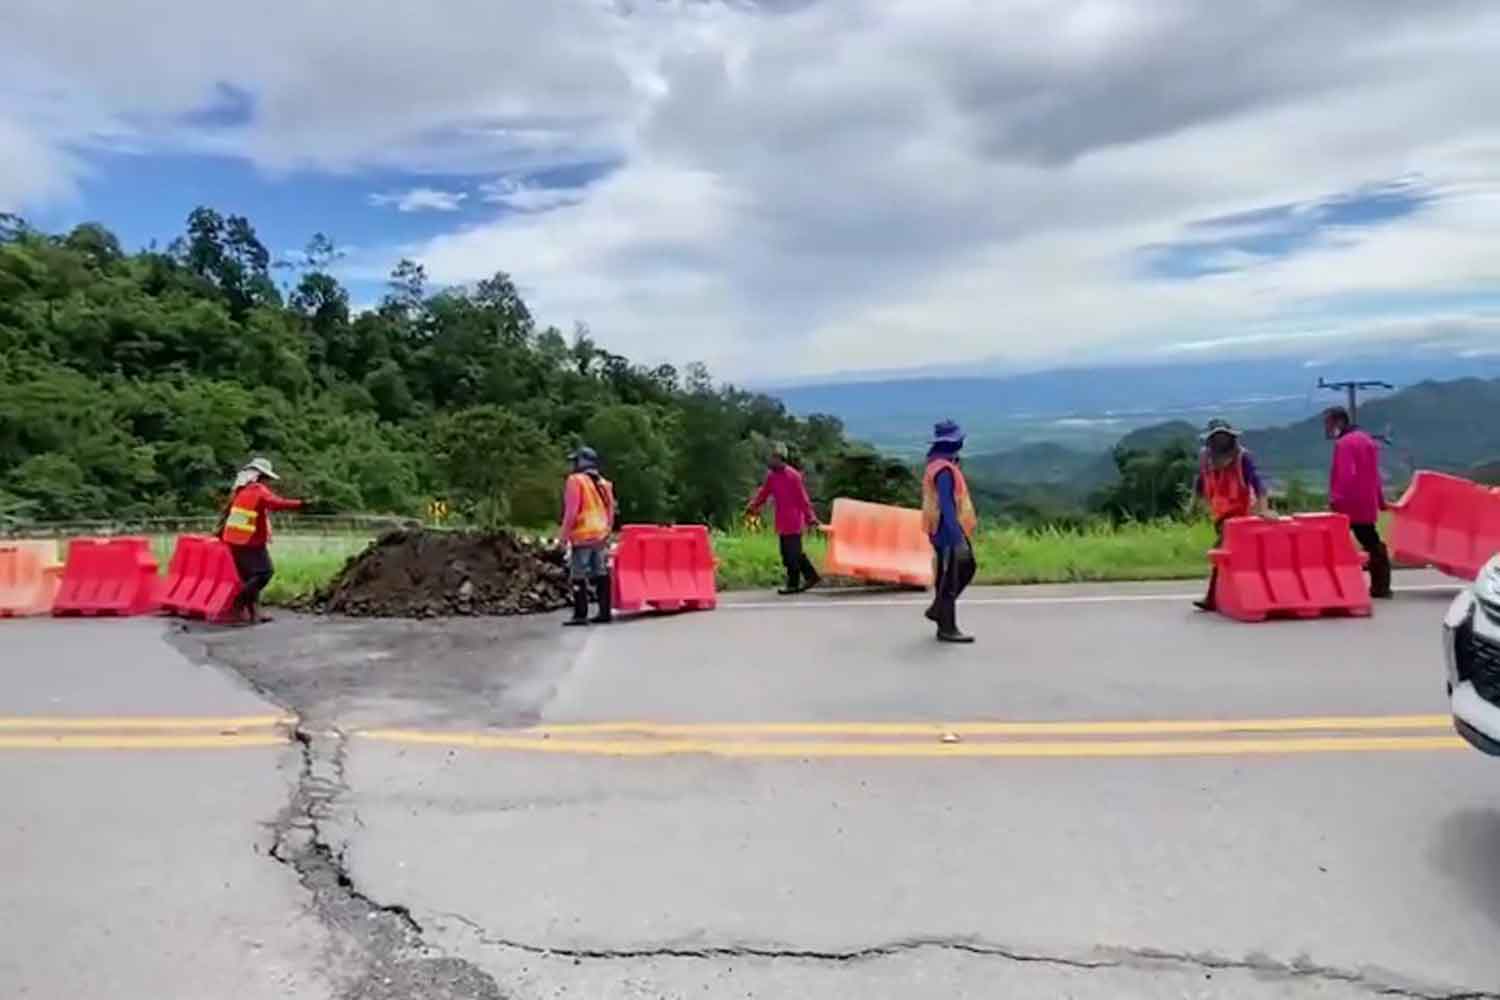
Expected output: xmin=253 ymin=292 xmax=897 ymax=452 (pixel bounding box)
xmin=4 ymin=575 xmax=1499 ymax=999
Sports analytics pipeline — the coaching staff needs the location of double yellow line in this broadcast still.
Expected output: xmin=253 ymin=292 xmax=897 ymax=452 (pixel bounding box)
xmin=0 ymin=713 xmax=1465 ymax=757
xmin=0 ymin=714 xmax=296 ymax=750
xmin=360 ymin=714 xmax=1466 ymax=759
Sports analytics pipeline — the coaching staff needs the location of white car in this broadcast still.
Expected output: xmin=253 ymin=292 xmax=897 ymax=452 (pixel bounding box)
xmin=1444 ymin=554 xmax=1500 ymax=755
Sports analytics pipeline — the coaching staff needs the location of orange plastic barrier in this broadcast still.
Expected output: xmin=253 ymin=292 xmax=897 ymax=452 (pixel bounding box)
xmin=1389 ymin=470 xmax=1500 ymax=582
xmin=52 ymin=537 xmax=161 ymax=617
xmin=160 ymin=535 xmax=242 ymax=621
xmin=821 ymin=498 xmax=934 ymax=588
xmin=0 ymin=542 xmax=63 ymax=617
xmin=1208 ymin=514 xmax=1372 ymax=623
xmin=611 ymin=524 xmax=717 ymax=613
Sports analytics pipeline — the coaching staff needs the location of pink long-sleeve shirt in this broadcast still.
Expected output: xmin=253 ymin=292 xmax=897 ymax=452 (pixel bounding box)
xmin=749 ymin=466 xmax=818 ymax=535
xmin=1329 ymin=428 xmax=1384 ymax=525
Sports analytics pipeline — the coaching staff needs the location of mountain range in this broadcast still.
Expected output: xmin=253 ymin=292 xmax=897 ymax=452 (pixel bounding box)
xmin=961 ymin=376 xmax=1500 ymax=498
xmin=775 ymin=351 xmax=1500 ymax=458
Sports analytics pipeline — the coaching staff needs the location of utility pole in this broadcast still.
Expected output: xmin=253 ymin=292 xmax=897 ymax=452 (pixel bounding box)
xmin=1317 ymin=378 xmax=1393 ymax=425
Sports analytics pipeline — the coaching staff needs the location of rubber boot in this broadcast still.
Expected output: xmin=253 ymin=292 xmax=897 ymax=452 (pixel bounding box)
xmin=591 ymin=574 xmax=613 ymax=624
xmin=1194 ymin=571 xmax=1218 ymax=612
xmin=563 ymin=582 xmax=590 ymax=626
xmin=1369 ymin=546 xmax=1393 ymax=599
xmin=799 ymin=556 xmax=822 ymax=593
xmin=935 ymin=598 xmax=973 ymax=644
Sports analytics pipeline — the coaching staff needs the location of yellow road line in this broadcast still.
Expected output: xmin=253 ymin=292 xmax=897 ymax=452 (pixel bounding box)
xmin=523 ymin=715 xmax=1452 ymax=738
xmin=0 ymin=734 xmax=290 ymax=750
xmin=358 ymin=729 xmax=1464 ymax=758
xmin=0 ymin=714 xmax=296 ymax=732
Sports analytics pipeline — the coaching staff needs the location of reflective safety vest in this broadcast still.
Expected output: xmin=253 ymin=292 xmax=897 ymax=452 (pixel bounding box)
xmin=221 ymin=487 xmax=261 ymax=546
xmin=1200 ymin=449 xmax=1253 ymax=520
xmin=921 ymin=459 xmax=978 ymax=538
xmin=568 ymin=473 xmax=615 ymax=545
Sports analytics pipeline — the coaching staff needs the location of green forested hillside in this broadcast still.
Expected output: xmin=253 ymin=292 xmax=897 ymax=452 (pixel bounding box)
xmin=0 ymin=211 xmax=884 ymax=526
xmin=1238 ymin=378 xmax=1500 ymax=481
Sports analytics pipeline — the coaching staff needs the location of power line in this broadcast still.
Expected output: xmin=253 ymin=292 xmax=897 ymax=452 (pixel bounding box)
xmin=1316 ymin=377 xmax=1393 ymax=425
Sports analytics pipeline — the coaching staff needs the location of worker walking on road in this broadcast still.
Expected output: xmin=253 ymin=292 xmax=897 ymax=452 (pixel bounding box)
xmin=1324 ymin=406 xmax=1393 ymax=599
xmin=922 ymin=420 xmax=978 ymax=644
xmin=746 ymin=444 xmax=824 ymax=595
xmin=560 ymin=446 xmax=617 ymax=626
xmin=1193 ymin=419 xmax=1270 ymax=612
xmin=218 ymin=457 xmax=305 ymax=626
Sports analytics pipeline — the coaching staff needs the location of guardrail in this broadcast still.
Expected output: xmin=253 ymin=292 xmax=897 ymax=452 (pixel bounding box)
xmin=0 ymin=513 xmax=422 ymax=539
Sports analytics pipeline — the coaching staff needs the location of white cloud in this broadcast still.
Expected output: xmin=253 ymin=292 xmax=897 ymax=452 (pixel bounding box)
xmin=479 ymin=177 xmax=588 ymax=213
xmin=0 ymin=115 xmax=80 ymax=212
xmin=368 ymin=187 xmax=468 ymax=213
xmin=6 ymin=0 xmax=1500 ymax=378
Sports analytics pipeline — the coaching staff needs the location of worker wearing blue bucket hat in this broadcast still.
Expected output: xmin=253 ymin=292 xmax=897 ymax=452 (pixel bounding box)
xmin=920 ymin=420 xmax=978 ymax=643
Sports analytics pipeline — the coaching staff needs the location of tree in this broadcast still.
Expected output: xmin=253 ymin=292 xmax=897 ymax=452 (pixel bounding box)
xmin=585 ymin=404 xmax=676 ymax=523
xmin=432 ymin=406 xmax=554 ymax=528
xmin=1091 ymin=443 xmax=1196 ymax=522
xmin=473 ymin=270 xmax=533 ymax=347
xmin=820 ymin=448 xmax=918 ymax=509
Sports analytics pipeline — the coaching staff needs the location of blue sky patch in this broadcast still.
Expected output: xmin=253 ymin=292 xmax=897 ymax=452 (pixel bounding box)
xmin=1139 ymin=177 xmax=1435 ymax=280
xmin=28 ymin=147 xmax=619 ymax=304
xmin=177 ymin=83 xmax=256 ymax=129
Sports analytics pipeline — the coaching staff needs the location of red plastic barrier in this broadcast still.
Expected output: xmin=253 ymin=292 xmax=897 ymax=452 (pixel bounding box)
xmin=0 ymin=542 xmax=62 ymax=618
xmin=52 ymin=536 xmax=161 ymax=617
xmin=1208 ymin=514 xmax=1372 ymax=623
xmin=160 ymin=535 xmax=242 ymax=621
xmin=1389 ymin=470 xmax=1500 ymax=582
xmin=611 ymin=524 xmax=717 ymax=614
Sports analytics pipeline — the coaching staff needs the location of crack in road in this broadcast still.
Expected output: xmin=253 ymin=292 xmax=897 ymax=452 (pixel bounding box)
xmin=268 ymin=727 xmax=505 ymax=1000
xmin=434 ymin=912 xmax=1499 ymax=1000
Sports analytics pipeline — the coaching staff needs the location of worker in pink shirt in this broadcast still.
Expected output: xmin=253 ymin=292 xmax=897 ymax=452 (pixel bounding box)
xmin=1324 ymin=406 xmax=1392 ymax=598
xmin=746 ymin=444 xmax=824 ymax=595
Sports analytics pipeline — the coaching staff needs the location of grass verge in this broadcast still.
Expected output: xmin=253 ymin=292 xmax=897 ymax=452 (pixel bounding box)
xmin=136 ymin=520 xmax=1216 ymax=607
xmin=716 ymin=520 xmax=1215 ymax=591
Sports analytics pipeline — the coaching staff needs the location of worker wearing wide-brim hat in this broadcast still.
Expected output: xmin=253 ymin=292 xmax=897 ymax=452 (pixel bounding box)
xmin=1193 ymin=419 xmax=1270 ymax=612
xmin=920 ymin=419 xmax=978 ymax=643
xmin=218 ymin=457 xmax=306 ymax=625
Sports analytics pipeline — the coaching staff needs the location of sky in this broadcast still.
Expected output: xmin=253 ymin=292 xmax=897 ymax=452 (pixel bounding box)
xmin=5 ymin=0 xmax=1500 ymax=383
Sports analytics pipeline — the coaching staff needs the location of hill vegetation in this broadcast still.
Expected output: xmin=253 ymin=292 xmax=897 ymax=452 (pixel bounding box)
xmin=966 ymin=379 xmax=1500 ymax=521
xmin=0 ymin=210 xmax=905 ymax=528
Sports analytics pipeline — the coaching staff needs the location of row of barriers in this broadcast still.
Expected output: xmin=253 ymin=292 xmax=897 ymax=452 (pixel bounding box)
xmin=1 ymin=535 xmax=242 ymax=621
xmin=5 ymin=469 xmax=1497 ymax=623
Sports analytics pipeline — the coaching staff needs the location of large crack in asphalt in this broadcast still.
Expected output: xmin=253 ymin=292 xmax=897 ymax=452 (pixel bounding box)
xmin=187 ymin=621 xmax=1498 ymax=1000
xmin=268 ymin=726 xmax=506 ymax=1000
xmin=432 ymin=911 xmax=1500 ymax=1000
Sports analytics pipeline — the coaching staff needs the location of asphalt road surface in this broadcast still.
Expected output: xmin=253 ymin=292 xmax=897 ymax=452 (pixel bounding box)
xmin=4 ymin=573 xmax=1499 ymax=999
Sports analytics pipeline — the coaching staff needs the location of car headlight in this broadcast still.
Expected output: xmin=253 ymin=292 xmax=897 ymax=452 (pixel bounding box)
xmin=1479 ymin=556 xmax=1500 ymax=608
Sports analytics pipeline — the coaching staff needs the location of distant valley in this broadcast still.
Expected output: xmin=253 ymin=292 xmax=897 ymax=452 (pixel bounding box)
xmin=775 ymin=357 xmax=1500 ymax=504
xmin=774 ymin=353 xmax=1500 ymax=460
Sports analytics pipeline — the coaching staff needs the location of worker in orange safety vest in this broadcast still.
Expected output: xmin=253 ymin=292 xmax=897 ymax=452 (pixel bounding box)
xmin=218 ymin=457 xmax=305 ymax=625
xmin=559 ymin=446 xmax=617 ymax=626
xmin=921 ymin=419 xmax=979 ymax=644
xmin=1192 ymin=418 xmax=1270 ymax=612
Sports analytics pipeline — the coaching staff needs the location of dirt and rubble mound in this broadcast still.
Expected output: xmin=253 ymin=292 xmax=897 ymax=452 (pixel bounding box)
xmin=308 ymin=528 xmax=571 ymax=618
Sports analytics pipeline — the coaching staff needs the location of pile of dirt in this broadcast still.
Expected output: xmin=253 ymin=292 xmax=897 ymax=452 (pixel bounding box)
xmin=308 ymin=529 xmax=572 ymax=618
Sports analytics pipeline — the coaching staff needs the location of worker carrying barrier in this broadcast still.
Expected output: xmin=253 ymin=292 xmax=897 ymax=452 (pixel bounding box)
xmin=52 ymin=537 xmax=161 ymax=617
xmin=821 ymin=498 xmax=935 ymax=588
xmin=0 ymin=540 xmax=64 ymax=618
xmin=611 ymin=524 xmax=717 ymax=613
xmin=1208 ymin=513 xmax=1372 ymax=622
xmin=1388 ymin=470 xmax=1500 ymax=582
xmin=159 ymin=534 xmax=242 ymax=622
